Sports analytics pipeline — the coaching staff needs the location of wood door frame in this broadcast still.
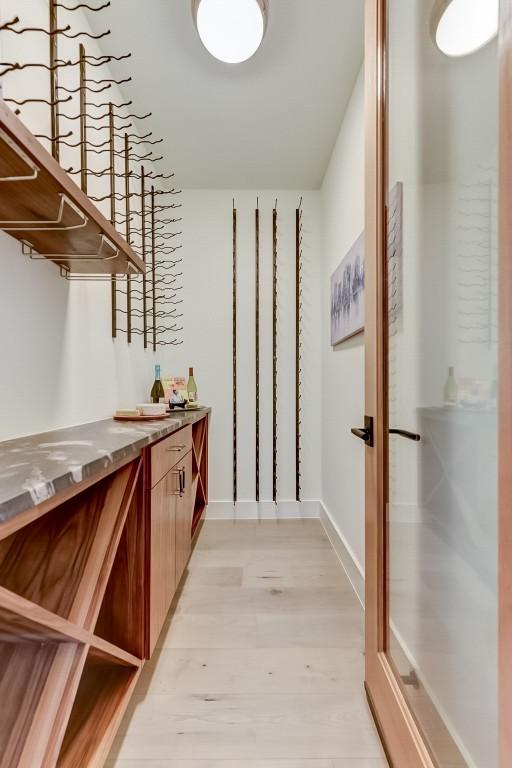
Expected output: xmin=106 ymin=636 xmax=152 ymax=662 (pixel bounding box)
xmin=363 ymin=1 xmax=512 ymax=766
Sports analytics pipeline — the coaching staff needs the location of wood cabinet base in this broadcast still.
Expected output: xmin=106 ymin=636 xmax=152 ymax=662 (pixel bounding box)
xmin=0 ymin=414 xmax=208 ymax=767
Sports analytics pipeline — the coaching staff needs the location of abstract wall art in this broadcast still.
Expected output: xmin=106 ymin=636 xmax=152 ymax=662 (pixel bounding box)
xmin=330 ymin=231 xmax=365 ymax=345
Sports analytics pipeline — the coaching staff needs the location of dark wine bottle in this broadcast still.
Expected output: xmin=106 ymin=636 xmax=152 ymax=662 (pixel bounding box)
xmin=150 ymin=364 xmax=165 ymax=403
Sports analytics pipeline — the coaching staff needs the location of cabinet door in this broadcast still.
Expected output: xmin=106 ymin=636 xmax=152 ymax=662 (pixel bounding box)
xmin=175 ymin=451 xmax=193 ymax=586
xmin=149 ymin=467 xmax=179 ymax=654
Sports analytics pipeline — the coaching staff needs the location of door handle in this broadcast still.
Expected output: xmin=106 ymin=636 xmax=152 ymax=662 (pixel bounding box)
xmin=179 ymin=468 xmax=184 ymax=496
xmin=170 ymin=469 xmax=181 ymax=496
xmin=389 ymin=428 xmax=421 ymax=442
xmin=350 ymin=416 xmax=373 ymax=447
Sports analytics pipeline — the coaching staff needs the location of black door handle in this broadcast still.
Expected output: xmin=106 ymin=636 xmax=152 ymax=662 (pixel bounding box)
xmin=389 ymin=428 xmax=421 ymax=442
xmin=351 ymin=427 xmax=371 ymax=440
xmin=351 ymin=416 xmax=373 ymax=447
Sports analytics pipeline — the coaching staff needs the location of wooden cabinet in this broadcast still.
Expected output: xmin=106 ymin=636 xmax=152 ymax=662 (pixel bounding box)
xmin=0 ymin=412 xmax=208 ymax=766
xmin=175 ymin=450 xmax=194 ymax=587
xmin=147 ymin=444 xmax=195 ymax=654
xmin=148 ymin=466 xmax=180 ymax=655
xmin=149 ymin=425 xmax=192 ymax=489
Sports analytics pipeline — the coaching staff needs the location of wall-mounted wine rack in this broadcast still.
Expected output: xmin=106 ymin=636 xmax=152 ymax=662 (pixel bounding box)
xmin=0 ymin=0 xmax=183 ymax=349
xmin=255 ymin=197 xmax=260 ymax=502
xmin=232 ymin=200 xmax=238 ymax=505
xmin=272 ymin=200 xmax=278 ymax=505
xmin=296 ymin=197 xmax=303 ymax=502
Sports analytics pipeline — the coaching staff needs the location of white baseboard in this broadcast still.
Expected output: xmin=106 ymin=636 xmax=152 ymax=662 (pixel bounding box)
xmin=205 ymin=499 xmax=321 ymax=520
xmin=319 ymin=501 xmax=365 ymax=607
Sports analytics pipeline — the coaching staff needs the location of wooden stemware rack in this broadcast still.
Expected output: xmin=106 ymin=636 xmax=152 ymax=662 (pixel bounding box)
xmin=0 ymin=100 xmax=143 ymax=276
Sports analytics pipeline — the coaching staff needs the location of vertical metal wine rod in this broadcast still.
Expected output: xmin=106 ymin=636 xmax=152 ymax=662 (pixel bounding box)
xmin=233 ymin=200 xmax=238 ymax=505
xmin=79 ymin=43 xmax=87 ymax=192
xmin=141 ymin=165 xmax=148 ymax=349
xmin=272 ymin=201 xmax=278 ymax=504
xmin=151 ymin=185 xmax=156 ymax=352
xmin=49 ymin=0 xmax=60 ymax=160
xmin=124 ymin=134 xmax=132 ymax=342
xmin=109 ymin=102 xmax=116 ymax=338
xmin=255 ymin=198 xmax=260 ymax=503
xmin=295 ymin=198 xmax=302 ymax=502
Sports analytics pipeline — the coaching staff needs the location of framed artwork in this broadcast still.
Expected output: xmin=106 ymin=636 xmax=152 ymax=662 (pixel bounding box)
xmin=387 ymin=181 xmax=403 ymax=336
xmin=330 ymin=231 xmax=365 ymax=345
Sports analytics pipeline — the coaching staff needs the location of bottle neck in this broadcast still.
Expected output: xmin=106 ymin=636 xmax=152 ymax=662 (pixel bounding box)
xmin=155 ymin=364 xmax=161 ymax=381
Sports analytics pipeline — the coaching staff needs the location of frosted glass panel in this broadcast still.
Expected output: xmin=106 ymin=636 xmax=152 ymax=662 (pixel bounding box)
xmin=387 ymin=2 xmax=498 ymax=767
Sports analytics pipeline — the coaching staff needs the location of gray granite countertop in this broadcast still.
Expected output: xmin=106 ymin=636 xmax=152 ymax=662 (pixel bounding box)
xmin=0 ymin=408 xmax=210 ymax=524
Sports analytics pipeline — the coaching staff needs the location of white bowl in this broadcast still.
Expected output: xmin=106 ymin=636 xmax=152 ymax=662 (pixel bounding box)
xmin=136 ymin=403 xmax=167 ymax=416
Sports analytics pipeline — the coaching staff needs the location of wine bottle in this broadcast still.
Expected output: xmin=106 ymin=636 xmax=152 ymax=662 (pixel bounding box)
xmin=443 ymin=366 xmax=458 ymax=405
xmin=187 ymin=367 xmax=198 ymax=404
xmin=150 ymin=364 xmax=165 ymax=404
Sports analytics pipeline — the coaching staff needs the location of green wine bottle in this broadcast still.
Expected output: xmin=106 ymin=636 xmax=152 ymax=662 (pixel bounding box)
xmin=150 ymin=364 xmax=165 ymax=404
xmin=187 ymin=367 xmax=197 ymax=404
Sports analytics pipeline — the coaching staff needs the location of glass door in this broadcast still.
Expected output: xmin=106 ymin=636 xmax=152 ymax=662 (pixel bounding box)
xmin=387 ymin=1 xmax=498 ymax=766
xmin=363 ymin=1 xmax=511 ymax=766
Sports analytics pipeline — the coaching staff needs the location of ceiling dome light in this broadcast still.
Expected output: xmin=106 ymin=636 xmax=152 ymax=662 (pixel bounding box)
xmin=192 ymin=0 xmax=268 ymax=64
xmin=432 ymin=0 xmax=499 ymax=57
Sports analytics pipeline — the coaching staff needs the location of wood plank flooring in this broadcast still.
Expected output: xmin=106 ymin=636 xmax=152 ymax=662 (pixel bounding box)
xmin=106 ymin=519 xmax=388 ymax=768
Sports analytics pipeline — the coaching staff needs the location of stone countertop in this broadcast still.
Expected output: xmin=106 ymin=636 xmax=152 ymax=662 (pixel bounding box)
xmin=0 ymin=408 xmax=210 ymax=525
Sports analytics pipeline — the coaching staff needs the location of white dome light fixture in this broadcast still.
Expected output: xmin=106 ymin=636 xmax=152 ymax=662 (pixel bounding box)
xmin=432 ymin=0 xmax=499 ymax=57
xmin=192 ymin=0 xmax=268 ymax=64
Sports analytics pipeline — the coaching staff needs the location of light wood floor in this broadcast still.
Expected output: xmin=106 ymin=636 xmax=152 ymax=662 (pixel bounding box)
xmin=107 ymin=518 xmax=388 ymax=768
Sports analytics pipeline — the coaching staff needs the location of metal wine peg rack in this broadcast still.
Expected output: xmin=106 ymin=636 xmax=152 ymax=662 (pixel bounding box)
xmin=296 ymin=197 xmax=303 ymax=502
xmin=232 ymin=200 xmax=238 ymax=505
xmin=272 ymin=200 xmax=278 ymax=505
xmin=0 ymin=0 xmax=183 ymax=349
xmin=255 ymin=198 xmax=260 ymax=503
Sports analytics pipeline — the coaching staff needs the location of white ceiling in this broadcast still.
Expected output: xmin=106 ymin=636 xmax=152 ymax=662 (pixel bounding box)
xmin=90 ymin=0 xmax=364 ymax=189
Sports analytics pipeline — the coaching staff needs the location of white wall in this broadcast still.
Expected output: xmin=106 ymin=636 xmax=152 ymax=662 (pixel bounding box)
xmin=0 ymin=0 xmax=169 ymax=440
xmin=320 ymin=67 xmax=365 ymax=572
xmin=173 ymin=190 xmax=322 ymax=508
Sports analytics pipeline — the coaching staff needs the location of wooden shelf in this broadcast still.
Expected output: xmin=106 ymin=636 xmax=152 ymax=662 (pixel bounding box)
xmin=56 ymin=649 xmax=140 ymax=768
xmin=94 ymin=477 xmax=146 ymax=659
xmin=191 ymin=416 xmax=208 ymax=537
xmin=0 ymin=418 xmax=208 ymax=766
xmin=0 ymin=640 xmax=86 ymax=768
xmin=0 ymin=100 xmax=144 ymax=276
xmin=0 ymin=461 xmax=139 ymax=630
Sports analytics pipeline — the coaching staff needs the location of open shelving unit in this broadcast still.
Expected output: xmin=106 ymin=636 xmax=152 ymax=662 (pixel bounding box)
xmin=191 ymin=415 xmax=209 ymax=538
xmin=0 ymin=458 xmax=144 ymax=768
xmin=0 ymin=100 xmax=143 ymax=277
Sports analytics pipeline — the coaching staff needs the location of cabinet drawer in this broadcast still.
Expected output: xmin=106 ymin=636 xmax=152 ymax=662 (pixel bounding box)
xmin=150 ymin=426 xmax=192 ymax=487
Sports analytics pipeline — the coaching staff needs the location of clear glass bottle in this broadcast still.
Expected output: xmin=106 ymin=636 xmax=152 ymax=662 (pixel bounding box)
xmin=187 ymin=367 xmax=197 ymax=404
xmin=443 ymin=365 xmax=458 ymax=405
